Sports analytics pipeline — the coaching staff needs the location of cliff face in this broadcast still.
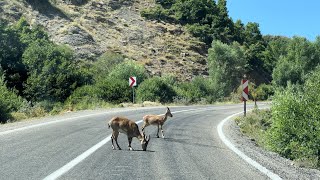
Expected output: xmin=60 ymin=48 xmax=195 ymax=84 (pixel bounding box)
xmin=0 ymin=0 xmax=209 ymax=81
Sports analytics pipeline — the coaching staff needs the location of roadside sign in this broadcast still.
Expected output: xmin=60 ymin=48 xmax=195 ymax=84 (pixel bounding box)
xmin=129 ymin=76 xmax=136 ymax=88
xmin=242 ymin=79 xmax=249 ymax=101
xmin=242 ymin=79 xmax=249 ymax=117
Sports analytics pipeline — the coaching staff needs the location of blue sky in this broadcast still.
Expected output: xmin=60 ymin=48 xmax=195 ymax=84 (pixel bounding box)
xmin=226 ymin=0 xmax=320 ymax=41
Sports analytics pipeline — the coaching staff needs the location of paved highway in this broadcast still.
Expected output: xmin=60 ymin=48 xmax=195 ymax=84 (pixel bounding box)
xmin=0 ymin=104 xmax=272 ymax=180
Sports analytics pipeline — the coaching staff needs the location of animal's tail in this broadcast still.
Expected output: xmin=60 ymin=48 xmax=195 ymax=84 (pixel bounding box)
xmin=108 ymin=121 xmax=111 ymax=129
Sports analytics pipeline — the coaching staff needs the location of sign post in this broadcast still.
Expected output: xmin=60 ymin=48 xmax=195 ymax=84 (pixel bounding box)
xmin=129 ymin=76 xmax=137 ymax=103
xmin=242 ymin=79 xmax=249 ymax=117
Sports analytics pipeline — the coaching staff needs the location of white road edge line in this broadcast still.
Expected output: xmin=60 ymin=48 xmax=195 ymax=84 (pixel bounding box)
xmin=217 ymin=111 xmax=282 ymax=180
xmin=43 ymin=107 xmax=215 ymax=180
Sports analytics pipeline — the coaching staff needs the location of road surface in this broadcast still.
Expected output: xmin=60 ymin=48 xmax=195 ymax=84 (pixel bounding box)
xmin=0 ymin=104 xmax=273 ymax=180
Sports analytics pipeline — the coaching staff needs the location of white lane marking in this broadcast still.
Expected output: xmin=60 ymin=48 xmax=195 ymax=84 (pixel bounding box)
xmin=217 ymin=112 xmax=282 ymax=180
xmin=0 ymin=107 xmax=213 ymax=136
xmin=43 ymin=107 xmax=217 ymax=180
xmin=0 ymin=112 xmax=110 ymax=136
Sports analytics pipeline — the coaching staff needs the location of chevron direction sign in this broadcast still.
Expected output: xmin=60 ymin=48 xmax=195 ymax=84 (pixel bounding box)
xmin=129 ymin=76 xmax=136 ymax=88
xmin=242 ymin=79 xmax=249 ymax=101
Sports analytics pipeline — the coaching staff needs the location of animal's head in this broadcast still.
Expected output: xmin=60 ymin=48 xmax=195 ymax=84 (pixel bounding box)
xmin=166 ymin=107 xmax=173 ymax=117
xmin=141 ymin=133 xmax=150 ymax=151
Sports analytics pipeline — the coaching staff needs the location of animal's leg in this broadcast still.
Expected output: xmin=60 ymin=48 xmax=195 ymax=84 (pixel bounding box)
xmin=128 ymin=137 xmax=134 ymax=151
xmin=111 ymin=134 xmax=115 ymax=150
xmin=113 ymin=131 xmax=121 ymax=150
xmin=160 ymin=124 xmax=165 ymax=138
xmin=156 ymin=124 xmax=160 ymax=138
xmin=141 ymin=122 xmax=148 ymax=132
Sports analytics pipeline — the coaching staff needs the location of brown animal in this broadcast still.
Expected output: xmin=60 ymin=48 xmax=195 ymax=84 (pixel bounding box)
xmin=141 ymin=107 xmax=173 ymax=138
xmin=108 ymin=116 xmax=150 ymax=151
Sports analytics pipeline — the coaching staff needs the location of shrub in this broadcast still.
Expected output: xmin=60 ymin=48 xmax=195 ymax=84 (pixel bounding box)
xmin=235 ymin=109 xmax=271 ymax=146
xmin=92 ymin=51 xmax=125 ymax=81
xmin=175 ymin=76 xmax=216 ymax=103
xmin=108 ymin=60 xmax=148 ymax=84
xmin=0 ymin=76 xmax=27 ymax=123
xmin=22 ymin=40 xmax=85 ymax=103
xmin=255 ymin=83 xmax=274 ymax=100
xmin=96 ymin=78 xmax=131 ymax=104
xmin=136 ymin=76 xmax=176 ymax=103
xmin=266 ymin=69 xmax=320 ymax=167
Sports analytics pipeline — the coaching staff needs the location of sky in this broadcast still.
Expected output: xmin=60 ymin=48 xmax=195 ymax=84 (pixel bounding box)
xmin=226 ymin=0 xmax=320 ymax=41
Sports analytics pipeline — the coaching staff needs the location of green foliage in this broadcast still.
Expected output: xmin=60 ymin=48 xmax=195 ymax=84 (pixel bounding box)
xmin=22 ymin=40 xmax=85 ymax=103
xmin=96 ymin=78 xmax=132 ymax=104
xmin=92 ymin=51 xmax=125 ymax=81
xmin=172 ymin=0 xmax=217 ymax=24
xmin=255 ymin=83 xmax=274 ymax=101
xmin=0 ymin=20 xmax=27 ymax=94
xmin=136 ymin=76 xmax=176 ymax=103
xmin=175 ymin=76 xmax=215 ymax=103
xmin=267 ymin=69 xmax=320 ymax=166
xmin=262 ymin=35 xmax=291 ymax=75
xmin=208 ymin=40 xmax=247 ymax=98
xmin=0 ymin=76 xmax=27 ymax=123
xmin=108 ymin=60 xmax=148 ymax=83
xmin=235 ymin=109 xmax=272 ymax=146
xmin=272 ymin=37 xmax=320 ymax=87
xmin=65 ymin=85 xmax=108 ymax=110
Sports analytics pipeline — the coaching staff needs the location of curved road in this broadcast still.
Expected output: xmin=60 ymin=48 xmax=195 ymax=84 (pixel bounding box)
xmin=0 ymin=104 xmax=273 ymax=180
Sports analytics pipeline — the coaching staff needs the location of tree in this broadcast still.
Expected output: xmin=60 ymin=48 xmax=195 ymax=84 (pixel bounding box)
xmin=108 ymin=60 xmax=148 ymax=84
xmin=0 ymin=21 xmax=27 ymax=94
xmin=262 ymin=35 xmax=291 ymax=75
xmin=22 ymin=40 xmax=84 ymax=103
xmin=211 ymin=0 xmax=235 ymax=44
xmin=136 ymin=76 xmax=176 ymax=103
xmin=172 ymin=0 xmax=217 ymax=24
xmin=242 ymin=22 xmax=268 ymax=84
xmin=208 ymin=40 xmax=247 ymax=98
xmin=272 ymin=37 xmax=320 ymax=87
xmin=233 ymin=20 xmax=245 ymax=44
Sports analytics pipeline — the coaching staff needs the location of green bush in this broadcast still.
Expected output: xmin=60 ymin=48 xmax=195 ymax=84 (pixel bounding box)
xmin=136 ymin=76 xmax=176 ymax=103
xmin=22 ymin=40 xmax=85 ymax=103
xmin=96 ymin=78 xmax=131 ymax=104
xmin=108 ymin=60 xmax=148 ymax=83
xmin=92 ymin=51 xmax=125 ymax=81
xmin=175 ymin=76 xmax=215 ymax=103
xmin=255 ymin=83 xmax=274 ymax=100
xmin=235 ymin=109 xmax=271 ymax=146
xmin=266 ymin=68 xmax=320 ymax=167
xmin=0 ymin=76 xmax=27 ymax=123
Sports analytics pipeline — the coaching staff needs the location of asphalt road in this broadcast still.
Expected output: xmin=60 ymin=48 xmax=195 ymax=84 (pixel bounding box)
xmin=0 ymin=104 xmax=271 ymax=180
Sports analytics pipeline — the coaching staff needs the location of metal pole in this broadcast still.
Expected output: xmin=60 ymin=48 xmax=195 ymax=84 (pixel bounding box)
xmin=244 ymin=100 xmax=246 ymax=117
xmin=132 ymin=87 xmax=135 ymax=104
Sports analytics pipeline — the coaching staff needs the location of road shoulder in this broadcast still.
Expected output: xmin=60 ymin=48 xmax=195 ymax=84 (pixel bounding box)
xmin=223 ymin=114 xmax=320 ymax=179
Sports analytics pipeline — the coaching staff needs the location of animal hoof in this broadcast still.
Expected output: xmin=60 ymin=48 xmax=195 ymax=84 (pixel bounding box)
xmin=129 ymin=147 xmax=133 ymax=151
xmin=156 ymin=136 xmax=160 ymax=138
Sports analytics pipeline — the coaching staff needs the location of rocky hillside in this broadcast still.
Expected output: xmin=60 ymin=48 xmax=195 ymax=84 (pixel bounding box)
xmin=0 ymin=0 xmax=209 ymax=81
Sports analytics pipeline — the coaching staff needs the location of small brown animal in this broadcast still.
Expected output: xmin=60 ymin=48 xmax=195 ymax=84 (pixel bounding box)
xmin=108 ymin=116 xmax=150 ymax=151
xmin=141 ymin=107 xmax=173 ymax=138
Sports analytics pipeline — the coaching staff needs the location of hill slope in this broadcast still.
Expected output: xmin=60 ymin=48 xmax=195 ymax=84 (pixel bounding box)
xmin=0 ymin=0 xmax=208 ymax=81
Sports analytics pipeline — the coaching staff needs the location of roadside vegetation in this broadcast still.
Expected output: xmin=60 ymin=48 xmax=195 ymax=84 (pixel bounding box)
xmin=143 ymin=0 xmax=320 ymax=169
xmin=1 ymin=0 xmax=320 ymax=169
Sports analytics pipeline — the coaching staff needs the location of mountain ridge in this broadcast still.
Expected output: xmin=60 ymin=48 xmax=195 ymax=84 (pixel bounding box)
xmin=0 ymin=0 xmax=209 ymax=81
